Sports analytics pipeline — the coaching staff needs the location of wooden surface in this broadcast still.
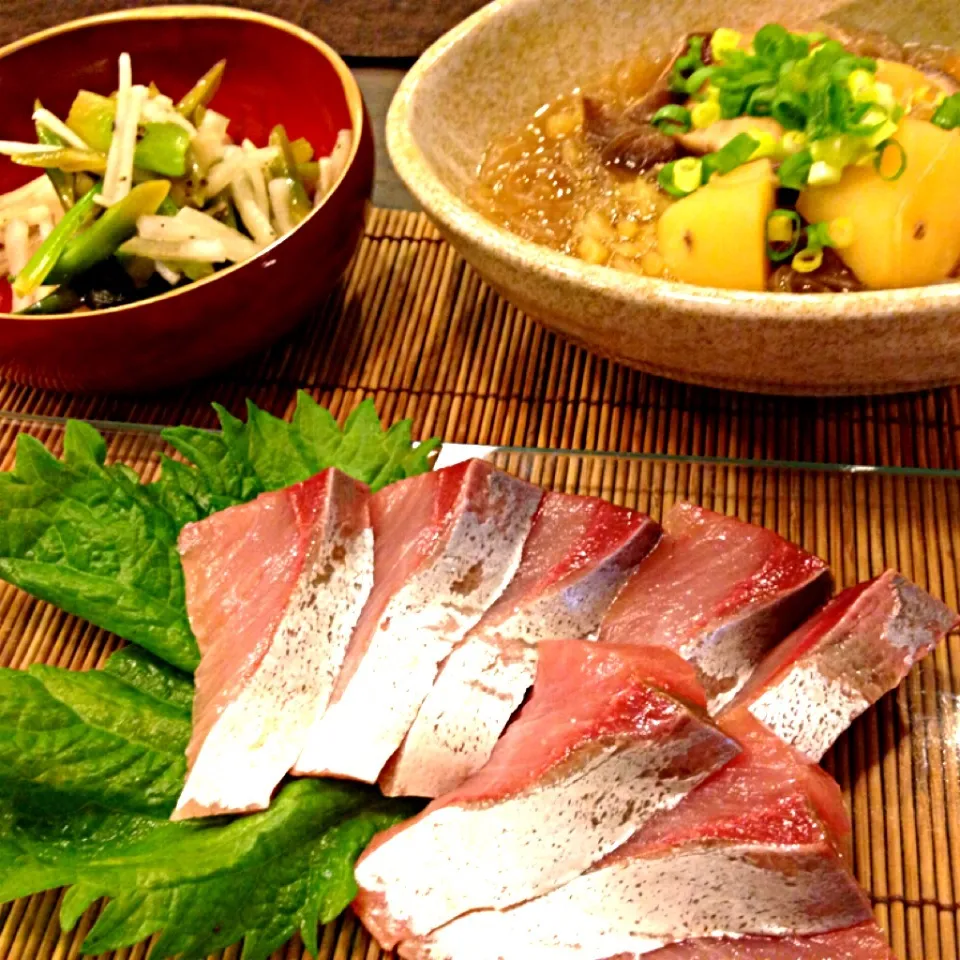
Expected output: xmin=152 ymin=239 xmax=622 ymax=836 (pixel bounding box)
xmin=0 ymin=0 xmax=487 ymax=59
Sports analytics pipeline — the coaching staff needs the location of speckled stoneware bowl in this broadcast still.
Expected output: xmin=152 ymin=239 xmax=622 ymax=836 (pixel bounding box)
xmin=387 ymin=0 xmax=960 ymax=395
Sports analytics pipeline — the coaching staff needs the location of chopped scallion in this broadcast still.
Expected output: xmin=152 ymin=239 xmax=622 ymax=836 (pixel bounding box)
xmin=873 ymin=139 xmax=907 ymax=181
xmin=765 ymin=209 xmax=802 ymax=261
xmin=650 ymin=105 xmax=692 ymax=136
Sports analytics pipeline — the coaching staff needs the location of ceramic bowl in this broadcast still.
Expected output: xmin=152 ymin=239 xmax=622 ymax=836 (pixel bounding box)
xmin=0 ymin=5 xmax=373 ymax=393
xmin=387 ymin=0 xmax=960 ymax=395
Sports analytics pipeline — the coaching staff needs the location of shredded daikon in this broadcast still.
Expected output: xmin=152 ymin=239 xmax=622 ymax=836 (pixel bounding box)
xmin=230 ymin=172 xmax=276 ymax=247
xmin=0 ymin=141 xmax=64 ymax=157
xmin=206 ymin=145 xmax=279 ymax=196
xmin=100 ymin=55 xmax=143 ymax=205
xmin=119 ymin=235 xmax=227 ymax=262
xmin=241 ymin=139 xmax=270 ymax=216
xmin=316 ymin=129 xmax=353 ymax=204
xmin=5 ymin=218 xmax=31 ymax=311
xmin=0 ymin=175 xmax=60 ymax=214
xmin=268 ymin=178 xmax=295 ymax=234
xmin=32 ymin=108 xmax=89 ymax=150
xmin=140 ymin=96 xmax=197 ymax=135
xmin=173 ymin=207 xmax=259 ymax=260
xmin=154 ymin=261 xmax=182 ymax=285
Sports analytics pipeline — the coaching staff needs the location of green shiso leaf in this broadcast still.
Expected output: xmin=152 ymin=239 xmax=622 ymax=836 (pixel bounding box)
xmin=0 ymin=393 xmax=439 ymax=673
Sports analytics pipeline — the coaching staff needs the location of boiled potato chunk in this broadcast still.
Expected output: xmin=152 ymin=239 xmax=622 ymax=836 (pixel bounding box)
xmin=875 ymin=59 xmax=953 ymax=106
xmin=657 ymin=159 xmax=776 ymax=291
xmin=797 ymin=117 xmax=960 ymax=289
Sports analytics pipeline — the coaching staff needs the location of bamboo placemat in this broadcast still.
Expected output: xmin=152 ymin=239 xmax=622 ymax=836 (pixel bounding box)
xmin=0 ymin=415 xmax=958 ymax=960
xmin=2 ymin=207 xmax=960 ymax=474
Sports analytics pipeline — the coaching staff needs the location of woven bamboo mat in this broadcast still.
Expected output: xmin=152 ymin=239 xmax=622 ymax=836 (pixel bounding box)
xmin=1 ymin=209 xmax=960 ymax=960
xmin=1 ymin=207 xmax=960 ymax=473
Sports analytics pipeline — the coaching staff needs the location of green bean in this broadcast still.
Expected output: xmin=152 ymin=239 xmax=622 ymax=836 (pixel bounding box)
xmin=268 ymin=125 xmax=311 ymax=224
xmin=12 ymin=148 xmax=107 ymax=174
xmin=66 ymin=91 xmax=190 ymax=175
xmin=35 ymin=114 xmax=75 ymax=210
xmin=290 ymin=137 xmax=314 ymax=164
xmin=19 ymin=286 xmax=83 ymax=315
xmin=298 ymin=161 xmax=319 ymax=193
xmin=46 ymin=180 xmax=170 ymax=286
xmin=157 ymin=195 xmax=180 ymax=217
xmin=13 ymin=182 xmax=102 ymax=297
xmin=177 ymin=60 xmax=226 ymax=118
xmin=135 ymin=123 xmax=191 ymax=177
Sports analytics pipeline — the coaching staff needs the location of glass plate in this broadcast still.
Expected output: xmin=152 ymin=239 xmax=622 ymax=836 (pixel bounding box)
xmin=0 ymin=410 xmax=958 ymax=958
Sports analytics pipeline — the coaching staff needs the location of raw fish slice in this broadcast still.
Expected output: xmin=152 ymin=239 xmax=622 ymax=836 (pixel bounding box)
xmin=636 ymin=920 xmax=896 ymax=960
xmin=725 ymin=571 xmax=958 ymax=761
xmin=379 ymin=634 xmax=538 ymax=798
xmin=381 ymin=495 xmax=659 ymax=797
xmin=294 ymin=460 xmax=542 ymax=782
xmin=172 ymin=469 xmax=373 ymax=820
xmin=469 ymin=493 xmax=660 ymax=644
xmin=600 ymin=503 xmax=832 ymax=712
xmin=403 ymin=708 xmax=869 ymax=960
xmin=354 ymin=640 xmax=739 ymax=949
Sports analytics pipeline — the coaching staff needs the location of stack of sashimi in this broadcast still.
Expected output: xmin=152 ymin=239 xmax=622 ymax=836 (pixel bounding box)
xmin=173 ymin=458 xmax=958 ymax=958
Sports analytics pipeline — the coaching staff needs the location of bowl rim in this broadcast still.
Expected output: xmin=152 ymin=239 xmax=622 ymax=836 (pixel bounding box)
xmin=0 ymin=3 xmax=366 ymax=323
xmin=386 ymin=0 xmax=960 ymax=320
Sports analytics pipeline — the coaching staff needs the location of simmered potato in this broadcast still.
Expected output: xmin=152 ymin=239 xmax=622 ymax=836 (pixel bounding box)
xmin=875 ymin=59 xmax=953 ymax=106
xmin=657 ymin=159 xmax=776 ymax=291
xmin=797 ymin=117 xmax=960 ymax=289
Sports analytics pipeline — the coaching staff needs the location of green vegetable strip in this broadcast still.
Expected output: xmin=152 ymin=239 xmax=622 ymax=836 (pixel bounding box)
xmin=18 ymin=287 xmax=83 ymax=316
xmin=66 ymin=92 xmax=190 ymax=176
xmin=46 ymin=180 xmax=170 ymax=286
xmin=12 ymin=182 xmax=102 ymax=297
xmin=176 ymin=59 xmax=226 ymax=118
xmin=268 ymin=125 xmax=312 ymax=223
xmin=932 ymin=92 xmax=960 ymax=130
xmin=650 ymin=105 xmax=692 ymax=135
xmin=35 ymin=123 xmax=75 ymax=210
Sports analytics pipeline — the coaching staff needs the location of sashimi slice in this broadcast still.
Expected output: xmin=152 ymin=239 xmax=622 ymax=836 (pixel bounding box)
xmin=405 ymin=713 xmax=870 ymax=960
xmin=725 ymin=570 xmax=959 ymax=761
xmin=380 ymin=494 xmax=659 ymax=797
xmin=600 ymin=503 xmax=832 ymax=712
xmin=354 ymin=640 xmax=739 ymax=950
xmin=467 ymin=493 xmax=661 ymax=644
xmin=172 ymin=469 xmax=374 ymax=820
xmin=638 ymin=920 xmax=896 ymax=960
xmin=293 ymin=460 xmax=542 ymax=782
xmin=379 ymin=634 xmax=538 ymax=798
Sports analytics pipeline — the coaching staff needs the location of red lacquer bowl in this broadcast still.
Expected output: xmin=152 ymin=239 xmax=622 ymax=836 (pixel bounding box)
xmin=0 ymin=5 xmax=373 ymax=393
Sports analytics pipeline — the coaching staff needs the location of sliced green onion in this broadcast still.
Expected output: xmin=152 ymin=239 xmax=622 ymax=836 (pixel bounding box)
xmin=702 ymin=132 xmax=759 ymax=179
xmin=650 ymin=105 xmax=692 ymax=136
xmin=808 ymin=159 xmax=843 ymax=186
xmin=805 ymin=221 xmax=834 ymax=248
xmin=932 ymin=92 xmax=960 ymax=131
xmin=658 ymin=158 xmax=703 ymax=198
xmin=792 ymin=246 xmax=824 ymax=272
xmin=766 ymin=209 xmax=802 ymax=261
xmin=669 ymin=36 xmax=706 ymax=93
xmin=777 ymin=148 xmax=813 ymax=189
xmin=873 ymin=139 xmax=907 ymax=181
xmin=711 ymin=28 xmax=743 ymax=61
xmin=771 ymin=91 xmax=808 ymax=130
xmin=684 ymin=66 xmax=717 ymax=95
xmin=12 ymin=182 xmax=101 ymax=297
xmin=691 ymin=100 xmax=721 ymax=129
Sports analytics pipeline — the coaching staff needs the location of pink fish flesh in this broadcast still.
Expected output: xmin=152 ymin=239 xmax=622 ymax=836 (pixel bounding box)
xmin=381 ymin=494 xmax=659 ymax=797
xmin=293 ymin=459 xmax=542 ymax=782
xmin=634 ymin=920 xmax=896 ymax=960
xmin=404 ymin=709 xmax=870 ymax=960
xmin=725 ymin=570 xmax=959 ymax=761
xmin=172 ymin=468 xmax=374 ymax=820
xmin=354 ymin=639 xmax=739 ymax=950
xmin=600 ymin=503 xmax=832 ymax=712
